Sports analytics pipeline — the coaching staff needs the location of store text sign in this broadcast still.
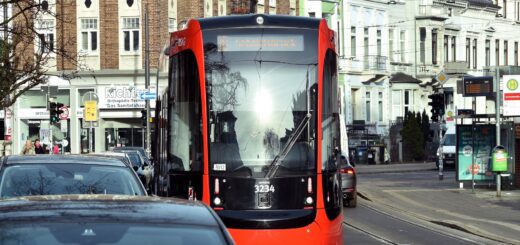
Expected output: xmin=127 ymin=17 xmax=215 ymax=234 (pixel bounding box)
xmin=98 ymin=85 xmax=147 ymax=109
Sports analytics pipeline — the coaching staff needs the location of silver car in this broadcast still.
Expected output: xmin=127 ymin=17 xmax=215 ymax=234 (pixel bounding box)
xmin=340 ymin=154 xmax=357 ymax=207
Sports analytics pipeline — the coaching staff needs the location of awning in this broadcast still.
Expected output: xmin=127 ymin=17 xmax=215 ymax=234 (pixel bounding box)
xmin=389 ymin=72 xmax=421 ymax=84
xmin=362 ymin=74 xmax=387 ymax=85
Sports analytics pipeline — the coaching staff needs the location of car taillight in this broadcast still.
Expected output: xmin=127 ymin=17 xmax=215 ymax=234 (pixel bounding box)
xmin=341 ymin=168 xmax=355 ymax=175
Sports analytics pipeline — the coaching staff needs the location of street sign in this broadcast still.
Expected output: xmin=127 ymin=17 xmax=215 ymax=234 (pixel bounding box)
xmin=59 ymin=105 xmax=69 ymax=120
xmin=139 ymin=91 xmax=157 ymax=100
xmin=502 ymin=75 xmax=520 ymax=116
xmin=84 ymin=100 xmax=98 ymax=121
xmin=462 ymin=76 xmax=494 ymax=97
xmin=435 ymin=70 xmax=449 ymax=84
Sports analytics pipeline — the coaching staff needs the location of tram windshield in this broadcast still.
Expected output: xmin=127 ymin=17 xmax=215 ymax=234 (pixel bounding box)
xmin=204 ymin=28 xmax=318 ymax=177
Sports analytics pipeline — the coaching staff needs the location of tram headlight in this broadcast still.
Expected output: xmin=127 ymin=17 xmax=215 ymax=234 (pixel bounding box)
xmin=305 ymin=196 xmax=313 ymax=205
xmin=214 ymin=197 xmax=222 ymax=206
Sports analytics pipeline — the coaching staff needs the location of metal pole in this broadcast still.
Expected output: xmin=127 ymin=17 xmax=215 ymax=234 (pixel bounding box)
xmin=89 ymin=122 xmax=92 ymax=153
xmin=495 ymin=66 xmax=501 ymax=197
xmin=48 ymin=88 xmax=52 ymax=155
xmin=471 ymin=97 xmax=475 ymax=194
xmin=144 ymin=4 xmax=151 ymax=158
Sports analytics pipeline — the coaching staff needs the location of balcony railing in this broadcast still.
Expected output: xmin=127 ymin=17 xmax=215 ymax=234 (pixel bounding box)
xmin=363 ymin=55 xmax=387 ymax=71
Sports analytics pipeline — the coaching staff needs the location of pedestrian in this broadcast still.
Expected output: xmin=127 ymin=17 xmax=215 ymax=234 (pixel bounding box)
xmin=52 ymin=144 xmax=59 ymax=154
xmin=20 ymin=140 xmax=35 ymax=155
xmin=34 ymin=139 xmax=46 ymax=154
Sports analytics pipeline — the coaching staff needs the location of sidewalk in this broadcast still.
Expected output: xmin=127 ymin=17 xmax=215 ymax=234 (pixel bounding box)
xmin=356 ymin=163 xmax=520 ymax=244
xmin=355 ymin=162 xmax=437 ymax=174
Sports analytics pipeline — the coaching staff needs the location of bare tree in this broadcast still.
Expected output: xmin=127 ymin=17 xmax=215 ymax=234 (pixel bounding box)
xmin=0 ymin=0 xmax=84 ymax=108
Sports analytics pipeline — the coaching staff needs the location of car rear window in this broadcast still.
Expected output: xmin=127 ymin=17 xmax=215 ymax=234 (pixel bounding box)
xmin=0 ymin=164 xmax=146 ymax=198
xmin=0 ymin=223 xmax=228 ymax=245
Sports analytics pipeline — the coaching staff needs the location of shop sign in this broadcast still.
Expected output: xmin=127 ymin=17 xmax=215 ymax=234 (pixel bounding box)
xmin=18 ymin=108 xmax=49 ymax=119
xmin=98 ymin=85 xmax=147 ymax=109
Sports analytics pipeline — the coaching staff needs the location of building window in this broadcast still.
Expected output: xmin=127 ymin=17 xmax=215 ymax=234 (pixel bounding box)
xmin=432 ymin=29 xmax=438 ymax=65
xmin=420 ymin=28 xmax=426 ymax=63
xmin=122 ymin=17 xmax=140 ymax=52
xmin=351 ymin=26 xmax=356 ymax=57
xmin=392 ymin=90 xmax=401 ymax=119
xmin=495 ymin=39 xmax=500 ymax=66
xmin=466 ymin=38 xmax=471 ymax=68
xmin=36 ymin=19 xmax=54 ymax=53
xmin=366 ymin=91 xmax=371 ymax=122
xmin=404 ymin=90 xmax=412 ymax=116
xmin=504 ymin=40 xmax=508 ymax=65
xmin=389 ymin=29 xmax=394 ymax=62
xmin=378 ymin=92 xmax=383 ymax=122
xmin=444 ymin=35 xmax=449 ymax=62
xmin=473 ymin=39 xmax=477 ymax=69
xmin=515 ymin=42 xmax=518 ymax=66
xmin=364 ymin=28 xmax=369 ymax=57
xmin=400 ymin=30 xmax=406 ymax=62
xmin=80 ymin=18 xmax=98 ymax=52
xmin=503 ymin=0 xmax=507 ymax=18
xmin=451 ymin=36 xmax=456 ymax=61
xmin=168 ymin=18 xmax=176 ymax=32
xmin=485 ymin=39 xmax=490 ymax=67
xmin=377 ymin=29 xmax=382 ymax=56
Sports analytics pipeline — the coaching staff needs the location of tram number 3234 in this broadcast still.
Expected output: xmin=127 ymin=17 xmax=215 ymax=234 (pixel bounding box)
xmin=255 ymin=184 xmax=275 ymax=193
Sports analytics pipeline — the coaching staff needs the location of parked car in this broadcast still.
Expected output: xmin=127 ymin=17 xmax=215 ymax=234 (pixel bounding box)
xmin=0 ymin=155 xmax=147 ymax=198
xmin=0 ymin=194 xmax=235 ymax=245
xmin=340 ymin=154 xmax=357 ymax=208
xmin=112 ymin=147 xmax=151 ymax=166
xmin=95 ymin=151 xmax=153 ymax=192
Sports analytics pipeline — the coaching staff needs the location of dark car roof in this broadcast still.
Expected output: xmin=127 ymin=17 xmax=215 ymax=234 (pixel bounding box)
xmin=2 ymin=155 xmax=128 ymax=167
xmin=0 ymin=195 xmax=222 ymax=228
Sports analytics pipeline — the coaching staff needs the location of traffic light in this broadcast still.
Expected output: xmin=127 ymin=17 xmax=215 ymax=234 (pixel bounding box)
xmin=428 ymin=93 xmax=445 ymax=122
xmin=141 ymin=110 xmax=147 ymax=126
xmin=49 ymin=101 xmax=64 ymax=124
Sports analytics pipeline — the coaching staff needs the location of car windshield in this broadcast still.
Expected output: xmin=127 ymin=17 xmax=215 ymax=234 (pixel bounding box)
xmin=203 ymin=28 xmax=318 ymax=177
xmin=126 ymin=153 xmax=143 ymax=168
xmin=0 ymin=164 xmax=145 ymax=198
xmin=0 ymin=223 xmax=227 ymax=245
xmin=441 ymin=134 xmax=456 ymax=146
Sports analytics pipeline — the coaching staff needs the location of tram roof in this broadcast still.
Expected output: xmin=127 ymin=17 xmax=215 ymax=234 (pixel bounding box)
xmin=196 ymin=14 xmax=322 ymax=30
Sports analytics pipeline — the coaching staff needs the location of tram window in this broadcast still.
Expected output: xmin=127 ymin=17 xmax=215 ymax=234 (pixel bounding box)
xmin=321 ymin=50 xmax=339 ymax=172
xmin=168 ymin=50 xmax=203 ymax=172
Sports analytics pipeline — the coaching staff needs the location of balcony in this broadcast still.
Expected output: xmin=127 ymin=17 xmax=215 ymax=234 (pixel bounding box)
xmin=417 ymin=64 xmax=438 ymax=77
xmin=389 ymin=61 xmax=413 ymax=74
xmin=340 ymin=55 xmax=387 ymax=73
xmin=364 ymin=55 xmax=387 ymax=72
xmin=418 ymin=4 xmax=448 ymax=19
xmin=444 ymin=61 xmax=468 ymax=74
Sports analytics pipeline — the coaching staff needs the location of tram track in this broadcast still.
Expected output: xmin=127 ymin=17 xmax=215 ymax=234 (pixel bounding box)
xmin=343 ymin=201 xmax=499 ymax=245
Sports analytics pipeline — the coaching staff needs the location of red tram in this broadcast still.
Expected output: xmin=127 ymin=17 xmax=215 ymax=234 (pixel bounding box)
xmin=155 ymin=14 xmax=343 ymax=244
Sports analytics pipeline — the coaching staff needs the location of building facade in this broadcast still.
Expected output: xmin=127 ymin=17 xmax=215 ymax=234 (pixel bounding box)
xmin=5 ymin=0 xmax=299 ymax=155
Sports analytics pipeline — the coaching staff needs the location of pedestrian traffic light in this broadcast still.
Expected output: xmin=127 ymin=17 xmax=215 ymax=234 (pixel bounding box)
xmin=141 ymin=109 xmax=147 ymax=126
xmin=49 ymin=101 xmax=64 ymax=124
xmin=428 ymin=93 xmax=445 ymax=122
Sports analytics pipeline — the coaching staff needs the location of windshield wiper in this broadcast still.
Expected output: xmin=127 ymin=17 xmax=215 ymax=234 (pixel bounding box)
xmin=265 ymin=113 xmax=311 ymax=178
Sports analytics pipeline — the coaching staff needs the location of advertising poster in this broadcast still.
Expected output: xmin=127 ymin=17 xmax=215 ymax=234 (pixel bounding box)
xmin=457 ymin=125 xmax=495 ymax=181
